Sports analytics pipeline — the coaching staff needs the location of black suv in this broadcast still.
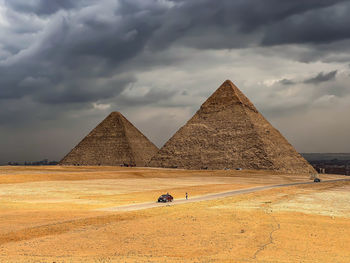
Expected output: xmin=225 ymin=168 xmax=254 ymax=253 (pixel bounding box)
xmin=157 ymin=194 xmax=173 ymax=202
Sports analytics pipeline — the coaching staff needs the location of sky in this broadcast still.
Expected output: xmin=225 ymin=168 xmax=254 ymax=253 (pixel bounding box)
xmin=1 ymin=0 xmax=350 ymax=164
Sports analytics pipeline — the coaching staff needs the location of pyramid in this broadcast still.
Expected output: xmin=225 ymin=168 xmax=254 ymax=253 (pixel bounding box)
xmin=60 ymin=112 xmax=158 ymax=166
xmin=148 ymin=80 xmax=316 ymax=174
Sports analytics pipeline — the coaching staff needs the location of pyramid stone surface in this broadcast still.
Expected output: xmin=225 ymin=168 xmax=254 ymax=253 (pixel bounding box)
xmin=60 ymin=112 xmax=158 ymax=166
xmin=148 ymin=80 xmax=315 ymax=174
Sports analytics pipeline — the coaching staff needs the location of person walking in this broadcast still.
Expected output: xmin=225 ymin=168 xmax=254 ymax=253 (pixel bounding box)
xmin=185 ymin=192 xmax=188 ymax=200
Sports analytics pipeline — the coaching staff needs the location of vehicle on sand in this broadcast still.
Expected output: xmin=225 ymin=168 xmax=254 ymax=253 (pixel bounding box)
xmin=314 ymin=178 xmax=321 ymax=182
xmin=158 ymin=194 xmax=173 ymax=202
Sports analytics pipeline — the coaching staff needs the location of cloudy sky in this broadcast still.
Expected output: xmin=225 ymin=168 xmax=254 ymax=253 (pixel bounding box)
xmin=1 ymin=0 xmax=350 ymax=164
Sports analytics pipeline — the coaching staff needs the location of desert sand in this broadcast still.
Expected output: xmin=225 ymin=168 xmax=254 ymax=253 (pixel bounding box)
xmin=0 ymin=166 xmax=349 ymax=262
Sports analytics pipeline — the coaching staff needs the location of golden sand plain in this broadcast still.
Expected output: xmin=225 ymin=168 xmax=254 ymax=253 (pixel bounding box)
xmin=0 ymin=166 xmax=349 ymax=262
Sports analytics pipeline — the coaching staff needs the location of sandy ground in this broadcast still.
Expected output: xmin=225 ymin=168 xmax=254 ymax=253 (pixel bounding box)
xmin=0 ymin=166 xmax=349 ymax=262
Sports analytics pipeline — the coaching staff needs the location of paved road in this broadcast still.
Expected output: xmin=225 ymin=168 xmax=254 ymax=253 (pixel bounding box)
xmin=100 ymin=178 xmax=350 ymax=212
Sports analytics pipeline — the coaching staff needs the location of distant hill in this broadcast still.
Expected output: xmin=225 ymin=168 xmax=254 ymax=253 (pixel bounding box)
xmin=301 ymin=153 xmax=350 ymax=161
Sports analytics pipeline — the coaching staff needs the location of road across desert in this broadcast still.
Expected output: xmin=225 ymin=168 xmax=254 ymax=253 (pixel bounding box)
xmin=101 ymin=178 xmax=350 ymax=212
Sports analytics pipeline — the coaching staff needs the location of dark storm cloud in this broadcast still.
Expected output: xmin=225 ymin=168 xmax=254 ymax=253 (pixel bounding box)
xmin=303 ymin=70 xmax=338 ymax=84
xmin=0 ymin=1 xmax=164 ymax=105
xmin=262 ymin=1 xmax=350 ymax=45
xmin=1 ymin=0 xmax=349 ymax=108
xmin=35 ymin=75 xmax=135 ymax=104
xmin=4 ymin=0 xmax=88 ymax=15
xmin=149 ymin=0 xmax=348 ymax=50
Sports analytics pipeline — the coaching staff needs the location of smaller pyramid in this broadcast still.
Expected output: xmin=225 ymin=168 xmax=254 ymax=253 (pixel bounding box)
xmin=60 ymin=112 xmax=158 ymax=166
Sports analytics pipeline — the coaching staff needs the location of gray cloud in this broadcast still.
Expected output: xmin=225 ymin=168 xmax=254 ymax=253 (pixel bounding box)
xmin=273 ymin=70 xmax=338 ymax=88
xmin=303 ymin=70 xmax=338 ymax=84
xmin=279 ymin=79 xmax=296 ymax=85
xmin=117 ymin=87 xmax=178 ymax=107
xmin=3 ymin=0 xmax=89 ymax=15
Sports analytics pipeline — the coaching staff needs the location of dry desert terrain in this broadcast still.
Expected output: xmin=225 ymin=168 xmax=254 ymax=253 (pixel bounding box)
xmin=0 ymin=166 xmax=349 ymax=262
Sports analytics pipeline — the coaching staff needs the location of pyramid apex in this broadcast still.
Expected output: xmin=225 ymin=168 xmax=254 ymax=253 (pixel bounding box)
xmin=201 ymin=80 xmax=258 ymax=113
xmin=223 ymin=79 xmax=234 ymax=85
xmin=219 ymin=79 xmax=240 ymax=91
xmin=110 ymin=111 xmax=122 ymax=116
xmin=107 ymin=111 xmax=124 ymax=119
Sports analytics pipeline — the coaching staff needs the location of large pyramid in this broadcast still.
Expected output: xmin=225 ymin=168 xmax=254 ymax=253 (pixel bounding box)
xmin=60 ymin=112 xmax=158 ymax=166
xmin=148 ymin=80 xmax=315 ymax=174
